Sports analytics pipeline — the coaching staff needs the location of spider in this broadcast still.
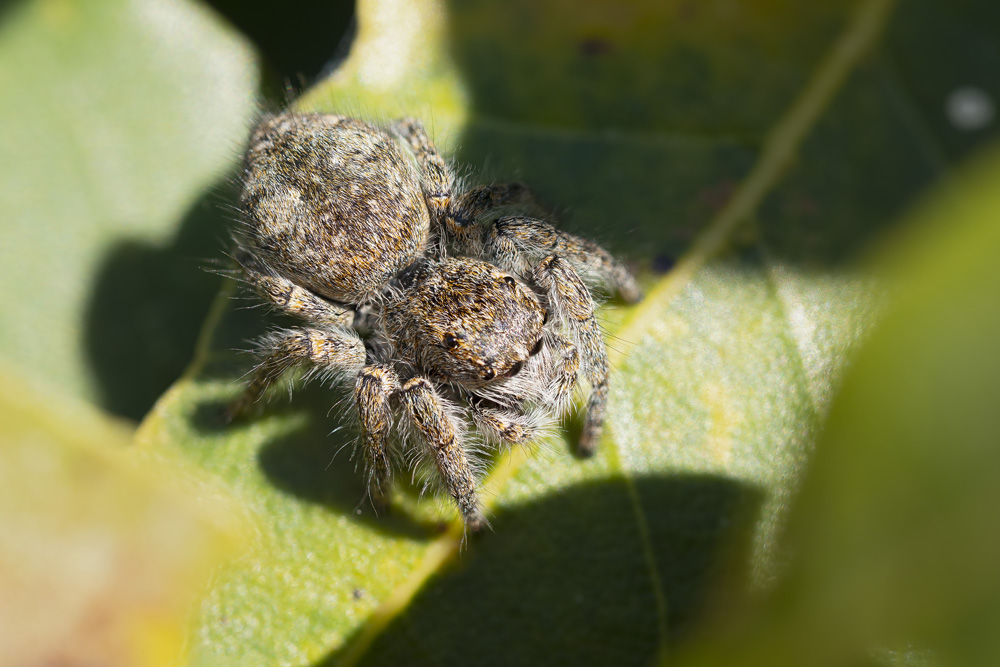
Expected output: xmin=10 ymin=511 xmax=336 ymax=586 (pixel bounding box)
xmin=225 ymin=112 xmax=640 ymax=530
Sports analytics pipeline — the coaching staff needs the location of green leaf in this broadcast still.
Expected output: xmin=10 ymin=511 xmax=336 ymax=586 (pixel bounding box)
xmin=131 ymin=0 xmax=1000 ymax=664
xmin=673 ymin=135 xmax=1000 ymax=667
xmin=0 ymin=0 xmax=259 ymax=420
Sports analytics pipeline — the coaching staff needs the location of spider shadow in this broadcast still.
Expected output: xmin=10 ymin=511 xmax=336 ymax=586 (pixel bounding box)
xmin=84 ymin=175 xmax=241 ymax=422
xmin=258 ymin=427 xmax=442 ymax=542
xmin=559 ymin=410 xmax=590 ymax=460
xmin=190 ymin=373 xmax=445 ymax=541
xmin=316 ymin=472 xmax=764 ymax=666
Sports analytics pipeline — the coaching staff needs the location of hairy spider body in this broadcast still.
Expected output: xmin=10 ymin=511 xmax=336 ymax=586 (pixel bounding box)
xmin=227 ymin=112 xmax=640 ymax=530
xmin=241 ymin=113 xmax=430 ymax=304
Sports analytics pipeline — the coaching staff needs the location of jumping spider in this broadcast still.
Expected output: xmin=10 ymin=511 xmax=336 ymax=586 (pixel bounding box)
xmin=226 ymin=112 xmax=640 ymax=530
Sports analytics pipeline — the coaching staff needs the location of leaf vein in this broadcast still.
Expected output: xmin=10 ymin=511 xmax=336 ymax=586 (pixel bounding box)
xmin=609 ymin=0 xmax=901 ymax=366
xmin=151 ymin=0 xmax=903 ymax=662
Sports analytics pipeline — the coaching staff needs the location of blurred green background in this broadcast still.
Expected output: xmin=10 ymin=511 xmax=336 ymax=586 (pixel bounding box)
xmin=1 ymin=0 xmax=999 ymax=665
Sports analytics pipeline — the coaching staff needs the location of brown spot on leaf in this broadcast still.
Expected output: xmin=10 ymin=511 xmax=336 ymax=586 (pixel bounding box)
xmin=579 ymin=37 xmax=613 ymax=56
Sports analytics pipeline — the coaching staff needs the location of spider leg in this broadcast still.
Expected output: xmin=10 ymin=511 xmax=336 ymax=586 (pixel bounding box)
xmin=545 ymin=331 xmax=581 ymax=414
xmin=224 ymin=328 xmax=366 ymax=422
xmin=480 ymin=216 xmax=631 ymax=455
xmin=442 ymin=182 xmax=544 ymax=250
xmin=456 ymin=182 xmax=535 ymax=219
xmin=399 ymin=378 xmax=485 ymax=530
xmin=354 ymin=364 xmax=400 ymax=507
xmin=393 ymin=118 xmax=454 ymax=239
xmin=392 ymin=119 xmax=535 ymax=255
xmin=470 ymin=405 xmax=542 ymax=447
xmin=234 ymin=250 xmax=355 ymax=327
xmin=531 ymin=255 xmax=610 ymax=456
xmin=487 ymin=216 xmax=641 ymax=303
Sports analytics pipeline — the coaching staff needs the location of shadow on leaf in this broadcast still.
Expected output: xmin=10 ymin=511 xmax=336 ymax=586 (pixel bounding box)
xmin=185 ymin=369 xmax=442 ymax=541
xmin=443 ymin=0 xmax=948 ymax=268
xmin=255 ymin=389 xmax=440 ymax=542
xmin=321 ymin=473 xmax=762 ymax=667
xmin=84 ymin=177 xmax=240 ymax=421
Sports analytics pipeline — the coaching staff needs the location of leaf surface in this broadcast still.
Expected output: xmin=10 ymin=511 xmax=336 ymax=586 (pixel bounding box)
xmin=130 ymin=0 xmax=1000 ymax=664
xmin=0 ymin=376 xmax=238 ymax=667
xmin=674 ymin=133 xmax=1000 ymax=667
xmin=0 ymin=0 xmax=258 ymax=419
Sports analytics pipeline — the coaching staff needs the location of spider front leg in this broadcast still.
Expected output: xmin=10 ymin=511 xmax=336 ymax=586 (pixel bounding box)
xmin=545 ymin=331 xmax=581 ymax=414
xmin=469 ymin=330 xmax=579 ymax=449
xmin=394 ymin=118 xmax=539 ymax=251
xmin=224 ymin=327 xmax=366 ymax=422
xmin=355 ymin=365 xmax=400 ymax=507
xmin=399 ymin=378 xmax=485 ymax=531
xmin=470 ymin=404 xmax=543 ymax=448
xmin=482 ymin=217 xmax=636 ymax=455
xmin=533 ymin=255 xmax=610 ymax=456
xmin=487 ymin=216 xmax=641 ymax=303
xmin=234 ymin=251 xmax=355 ymax=327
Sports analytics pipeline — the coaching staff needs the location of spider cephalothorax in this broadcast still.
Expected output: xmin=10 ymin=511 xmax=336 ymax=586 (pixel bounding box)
xmin=226 ymin=112 xmax=640 ymax=530
xmin=383 ymin=257 xmax=546 ymax=387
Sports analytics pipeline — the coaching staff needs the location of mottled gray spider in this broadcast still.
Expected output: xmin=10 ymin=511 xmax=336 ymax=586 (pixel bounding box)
xmin=226 ymin=112 xmax=640 ymax=530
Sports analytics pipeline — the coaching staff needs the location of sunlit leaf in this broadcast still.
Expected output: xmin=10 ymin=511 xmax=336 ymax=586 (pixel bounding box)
xmin=0 ymin=0 xmax=258 ymax=419
xmin=674 ymin=134 xmax=1000 ymax=667
xmin=129 ymin=0 xmax=1000 ymax=664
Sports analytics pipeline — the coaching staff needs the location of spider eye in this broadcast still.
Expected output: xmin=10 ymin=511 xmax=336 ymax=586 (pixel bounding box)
xmin=503 ymin=276 xmax=517 ymax=289
xmin=529 ymin=338 xmax=544 ymax=356
xmin=505 ymin=360 xmax=524 ymax=378
xmin=482 ymin=367 xmax=496 ymax=381
xmin=443 ymin=332 xmax=458 ymax=349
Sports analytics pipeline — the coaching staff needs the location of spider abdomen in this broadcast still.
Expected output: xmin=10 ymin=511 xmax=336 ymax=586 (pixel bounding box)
xmin=240 ymin=114 xmax=431 ymax=304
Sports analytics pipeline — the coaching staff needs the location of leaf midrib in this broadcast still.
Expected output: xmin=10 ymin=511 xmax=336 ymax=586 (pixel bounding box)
xmin=330 ymin=0 xmax=901 ymax=660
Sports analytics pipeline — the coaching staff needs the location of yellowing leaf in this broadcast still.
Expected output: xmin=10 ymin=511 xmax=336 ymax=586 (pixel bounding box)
xmin=0 ymin=374 xmax=239 ymax=667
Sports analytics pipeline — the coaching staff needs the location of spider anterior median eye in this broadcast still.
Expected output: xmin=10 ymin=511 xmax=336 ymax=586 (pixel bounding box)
xmin=443 ymin=333 xmax=458 ymax=349
xmin=506 ymin=361 xmax=523 ymax=377
xmin=482 ymin=368 xmax=496 ymax=381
